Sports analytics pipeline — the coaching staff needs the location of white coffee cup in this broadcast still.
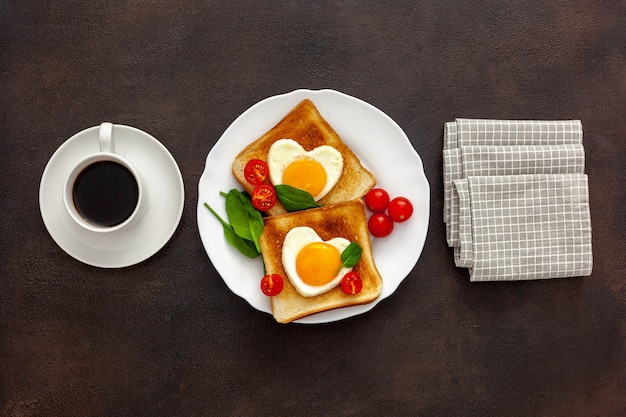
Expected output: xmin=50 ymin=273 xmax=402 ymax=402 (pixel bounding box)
xmin=63 ymin=122 xmax=144 ymax=233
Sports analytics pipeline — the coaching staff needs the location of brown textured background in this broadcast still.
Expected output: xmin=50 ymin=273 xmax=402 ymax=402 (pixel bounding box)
xmin=1 ymin=1 xmax=625 ymax=416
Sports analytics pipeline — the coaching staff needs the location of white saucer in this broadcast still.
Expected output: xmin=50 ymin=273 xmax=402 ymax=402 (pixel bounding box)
xmin=40 ymin=124 xmax=185 ymax=268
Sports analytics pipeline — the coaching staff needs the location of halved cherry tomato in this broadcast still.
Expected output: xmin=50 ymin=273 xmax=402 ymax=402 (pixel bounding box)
xmin=368 ymin=213 xmax=394 ymax=238
xmin=364 ymin=188 xmax=390 ymax=212
xmin=244 ymin=159 xmax=269 ymax=185
xmin=251 ymin=184 xmax=277 ymax=211
xmin=388 ymin=196 xmax=413 ymax=223
xmin=261 ymin=273 xmax=283 ymax=296
xmin=341 ymin=271 xmax=363 ymax=295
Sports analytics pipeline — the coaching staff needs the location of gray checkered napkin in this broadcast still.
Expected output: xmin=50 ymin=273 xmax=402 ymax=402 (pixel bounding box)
xmin=442 ymin=119 xmax=592 ymax=281
xmin=444 ymin=118 xmax=583 ymax=230
xmin=446 ymin=144 xmax=586 ymax=247
xmin=456 ymin=174 xmax=593 ymax=281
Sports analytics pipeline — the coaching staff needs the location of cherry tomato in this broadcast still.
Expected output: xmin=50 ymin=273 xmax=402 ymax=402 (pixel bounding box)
xmin=260 ymin=273 xmax=283 ymax=296
xmin=244 ymin=159 xmax=269 ymax=185
xmin=388 ymin=197 xmax=413 ymax=223
xmin=251 ymin=184 xmax=277 ymax=211
xmin=368 ymin=213 xmax=394 ymax=238
xmin=364 ymin=188 xmax=390 ymax=212
xmin=341 ymin=271 xmax=363 ymax=295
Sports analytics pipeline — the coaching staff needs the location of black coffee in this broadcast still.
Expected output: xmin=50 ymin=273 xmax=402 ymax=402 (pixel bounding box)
xmin=72 ymin=160 xmax=139 ymax=227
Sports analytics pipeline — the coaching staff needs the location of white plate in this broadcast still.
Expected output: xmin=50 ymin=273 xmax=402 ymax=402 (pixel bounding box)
xmin=197 ymin=89 xmax=430 ymax=323
xmin=40 ymin=124 xmax=184 ymax=268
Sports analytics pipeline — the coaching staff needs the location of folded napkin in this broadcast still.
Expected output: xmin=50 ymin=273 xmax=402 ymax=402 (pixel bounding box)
xmin=454 ymin=118 xmax=583 ymax=147
xmin=442 ymin=119 xmax=592 ymax=281
xmin=444 ymin=119 xmax=583 ymax=229
xmin=456 ymin=174 xmax=593 ymax=281
xmin=446 ymin=144 xmax=586 ymax=246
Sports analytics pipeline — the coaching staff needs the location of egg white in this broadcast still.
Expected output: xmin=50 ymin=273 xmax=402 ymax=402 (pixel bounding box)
xmin=267 ymin=138 xmax=343 ymax=201
xmin=282 ymin=226 xmax=352 ymax=297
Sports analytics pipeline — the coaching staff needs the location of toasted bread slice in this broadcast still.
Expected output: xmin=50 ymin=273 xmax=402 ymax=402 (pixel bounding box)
xmin=232 ymin=99 xmax=376 ymax=216
xmin=259 ymin=199 xmax=382 ymax=323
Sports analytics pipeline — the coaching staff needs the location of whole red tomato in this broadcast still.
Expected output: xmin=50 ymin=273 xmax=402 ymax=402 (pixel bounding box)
xmin=388 ymin=197 xmax=413 ymax=223
xmin=364 ymin=188 xmax=390 ymax=212
xmin=368 ymin=213 xmax=394 ymax=237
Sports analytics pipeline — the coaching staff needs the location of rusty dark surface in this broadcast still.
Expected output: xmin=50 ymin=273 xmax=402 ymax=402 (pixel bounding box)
xmin=1 ymin=2 xmax=625 ymax=416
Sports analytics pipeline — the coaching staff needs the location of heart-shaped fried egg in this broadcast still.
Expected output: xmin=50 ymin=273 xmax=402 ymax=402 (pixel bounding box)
xmin=267 ymin=139 xmax=343 ymax=201
xmin=282 ymin=226 xmax=352 ymax=297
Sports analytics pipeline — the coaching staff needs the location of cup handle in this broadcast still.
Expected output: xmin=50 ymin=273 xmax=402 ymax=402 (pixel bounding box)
xmin=99 ymin=122 xmax=114 ymax=153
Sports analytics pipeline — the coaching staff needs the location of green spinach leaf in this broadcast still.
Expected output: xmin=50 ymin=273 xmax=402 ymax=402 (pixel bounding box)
xmin=275 ymin=184 xmax=320 ymax=212
xmin=224 ymin=189 xmax=264 ymax=252
xmin=204 ymin=202 xmax=260 ymax=258
xmin=341 ymin=242 xmax=363 ymax=268
xmin=335 ymin=241 xmax=363 ymax=275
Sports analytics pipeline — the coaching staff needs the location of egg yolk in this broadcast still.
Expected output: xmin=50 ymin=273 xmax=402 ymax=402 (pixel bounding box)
xmin=295 ymin=242 xmax=342 ymax=286
xmin=282 ymin=157 xmax=327 ymax=198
